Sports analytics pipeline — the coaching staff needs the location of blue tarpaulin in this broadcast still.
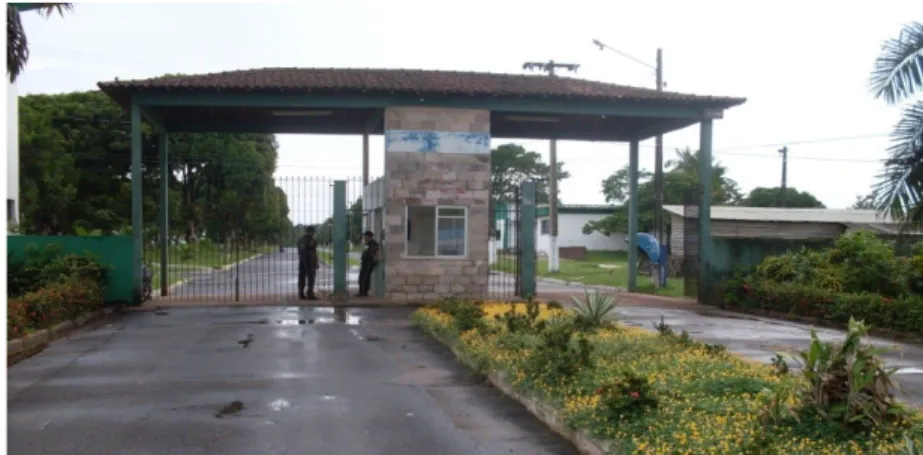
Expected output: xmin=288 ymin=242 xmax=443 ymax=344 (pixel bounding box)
xmin=636 ymin=233 xmax=662 ymax=265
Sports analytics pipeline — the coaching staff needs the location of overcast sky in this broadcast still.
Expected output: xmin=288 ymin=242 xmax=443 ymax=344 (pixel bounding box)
xmin=13 ymin=0 xmax=922 ymax=217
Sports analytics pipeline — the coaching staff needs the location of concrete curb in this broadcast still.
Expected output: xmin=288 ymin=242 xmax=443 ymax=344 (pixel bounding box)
xmin=424 ymin=328 xmax=614 ymax=455
xmin=7 ymin=307 xmax=117 ymax=358
xmin=157 ymin=252 xmax=268 ymax=297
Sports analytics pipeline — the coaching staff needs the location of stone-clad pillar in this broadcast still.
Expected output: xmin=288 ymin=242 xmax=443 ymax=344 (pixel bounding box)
xmin=383 ymin=107 xmax=491 ymax=301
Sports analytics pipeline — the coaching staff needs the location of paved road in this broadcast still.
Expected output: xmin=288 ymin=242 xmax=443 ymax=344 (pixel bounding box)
xmin=8 ymin=306 xmax=578 ymax=455
xmin=166 ymin=248 xmax=360 ymax=301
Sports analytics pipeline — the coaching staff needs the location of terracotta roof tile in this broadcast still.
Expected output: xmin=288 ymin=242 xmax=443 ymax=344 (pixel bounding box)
xmin=98 ymin=67 xmax=745 ymax=107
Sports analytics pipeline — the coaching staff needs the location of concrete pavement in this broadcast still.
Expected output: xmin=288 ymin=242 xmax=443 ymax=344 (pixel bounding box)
xmin=8 ymin=306 xmax=578 ymax=455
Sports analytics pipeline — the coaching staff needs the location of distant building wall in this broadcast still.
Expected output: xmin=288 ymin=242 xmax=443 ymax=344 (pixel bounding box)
xmin=535 ymin=213 xmax=627 ymax=255
xmin=8 ymin=80 xmax=19 ymax=225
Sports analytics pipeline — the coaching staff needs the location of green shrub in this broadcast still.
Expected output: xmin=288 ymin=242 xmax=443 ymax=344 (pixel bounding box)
xmin=494 ymin=299 xmax=545 ymax=334
xmin=767 ymin=318 xmax=907 ymax=431
xmin=754 ymin=247 xmax=844 ymax=292
xmin=828 ymin=231 xmax=900 ymax=296
xmin=7 ymin=244 xmax=108 ymax=298
xmin=524 ymin=321 xmax=594 ymax=385
xmin=594 ymin=371 xmax=659 ymax=420
xmin=433 ymin=296 xmax=485 ymax=333
xmin=724 ymin=280 xmax=923 ymax=334
xmin=18 ymin=279 xmax=103 ymax=330
xmin=7 ymin=299 xmax=30 ymax=340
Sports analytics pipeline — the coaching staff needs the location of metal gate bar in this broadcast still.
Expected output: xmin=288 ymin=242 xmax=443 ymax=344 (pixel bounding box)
xmin=145 ymin=176 xmax=364 ymax=303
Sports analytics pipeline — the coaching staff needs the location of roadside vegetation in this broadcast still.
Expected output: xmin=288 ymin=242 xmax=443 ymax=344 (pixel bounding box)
xmin=414 ymin=293 xmax=923 ymax=454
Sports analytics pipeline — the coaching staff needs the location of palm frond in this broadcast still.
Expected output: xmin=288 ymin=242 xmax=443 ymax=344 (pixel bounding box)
xmin=6 ymin=3 xmax=73 ymax=83
xmin=35 ymin=3 xmax=73 ymax=18
xmin=873 ymin=100 xmax=923 ymax=228
xmin=870 ymin=22 xmax=923 ymax=105
xmin=7 ymin=4 xmax=28 ymax=83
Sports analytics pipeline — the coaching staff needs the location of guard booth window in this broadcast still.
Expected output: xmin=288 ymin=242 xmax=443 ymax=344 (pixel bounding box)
xmin=406 ymin=205 xmax=467 ymax=257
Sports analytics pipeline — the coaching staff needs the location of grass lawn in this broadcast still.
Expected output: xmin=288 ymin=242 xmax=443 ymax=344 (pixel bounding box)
xmin=317 ymin=250 xmax=360 ymax=267
xmin=493 ymin=250 xmax=685 ymax=297
xmin=147 ymin=244 xmax=276 ymax=287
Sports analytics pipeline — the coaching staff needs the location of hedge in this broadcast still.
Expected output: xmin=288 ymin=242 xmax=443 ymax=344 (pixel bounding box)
xmin=724 ymin=280 xmax=923 ymax=334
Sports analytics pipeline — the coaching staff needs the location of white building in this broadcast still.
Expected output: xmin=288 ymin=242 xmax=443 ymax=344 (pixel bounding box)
xmin=7 ymin=80 xmax=18 ymax=226
xmin=535 ymin=204 xmax=626 ymax=255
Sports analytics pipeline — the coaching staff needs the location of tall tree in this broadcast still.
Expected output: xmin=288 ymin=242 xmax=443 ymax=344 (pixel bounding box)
xmin=738 ymin=187 xmax=826 ymax=208
xmin=490 ymin=143 xmax=570 ymax=204
xmin=7 ymin=3 xmax=72 ymax=83
xmin=583 ymin=148 xmax=741 ymax=235
xmin=870 ymin=22 xmax=923 ymax=227
xmin=17 ymin=90 xmax=292 ymax=245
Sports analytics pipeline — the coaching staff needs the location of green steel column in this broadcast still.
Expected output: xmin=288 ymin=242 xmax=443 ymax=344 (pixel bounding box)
xmin=698 ymin=119 xmax=714 ymax=301
xmin=159 ymin=133 xmax=169 ymax=296
xmin=333 ymin=180 xmax=347 ymax=296
xmin=519 ymin=181 xmax=536 ymax=298
xmin=627 ymin=140 xmax=640 ymax=292
xmin=130 ymin=100 xmax=143 ymax=304
xmin=372 ymin=210 xmax=385 ymax=298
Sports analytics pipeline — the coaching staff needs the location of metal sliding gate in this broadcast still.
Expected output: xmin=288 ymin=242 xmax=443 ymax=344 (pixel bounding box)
xmin=490 ymin=186 xmax=526 ymax=300
xmin=144 ymin=176 xmax=363 ymax=302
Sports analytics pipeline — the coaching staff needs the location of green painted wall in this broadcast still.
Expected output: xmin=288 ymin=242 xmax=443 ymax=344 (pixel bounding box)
xmin=7 ymin=235 xmax=134 ymax=304
xmin=698 ymin=237 xmax=834 ymax=304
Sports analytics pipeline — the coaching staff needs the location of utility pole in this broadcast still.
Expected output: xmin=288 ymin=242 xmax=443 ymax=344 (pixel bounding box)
xmin=778 ymin=146 xmax=788 ymax=207
xmin=593 ymin=40 xmax=666 ymax=288
xmin=653 ymin=48 xmax=664 ymax=252
xmin=523 ymin=60 xmax=580 ymax=273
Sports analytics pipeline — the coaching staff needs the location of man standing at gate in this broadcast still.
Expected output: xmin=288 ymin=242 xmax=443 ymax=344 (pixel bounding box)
xmin=297 ymin=226 xmax=319 ymax=300
xmin=356 ymin=230 xmax=379 ymax=297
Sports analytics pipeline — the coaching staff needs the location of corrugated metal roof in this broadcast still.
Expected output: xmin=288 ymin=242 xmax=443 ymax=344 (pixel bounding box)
xmin=662 ymin=205 xmax=896 ymax=224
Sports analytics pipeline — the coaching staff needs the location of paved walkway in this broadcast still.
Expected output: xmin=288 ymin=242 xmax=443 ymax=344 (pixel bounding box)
xmin=8 ymin=306 xmax=578 ymax=455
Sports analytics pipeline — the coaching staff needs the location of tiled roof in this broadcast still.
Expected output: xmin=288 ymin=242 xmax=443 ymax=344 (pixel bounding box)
xmin=663 ymin=205 xmax=896 ymax=224
xmin=97 ymin=67 xmax=746 ymax=107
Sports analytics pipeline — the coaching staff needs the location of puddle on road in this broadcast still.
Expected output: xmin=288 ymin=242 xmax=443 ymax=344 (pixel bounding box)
xmin=895 ymin=367 xmax=923 ymax=375
xmin=269 ymin=399 xmax=291 ymax=411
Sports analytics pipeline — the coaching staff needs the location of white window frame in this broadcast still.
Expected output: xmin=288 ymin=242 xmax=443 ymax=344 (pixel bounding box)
xmin=404 ymin=205 xmax=468 ymax=258
xmin=540 ymin=218 xmax=550 ymax=235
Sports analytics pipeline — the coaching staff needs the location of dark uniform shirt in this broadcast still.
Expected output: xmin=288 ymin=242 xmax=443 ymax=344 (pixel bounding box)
xmin=361 ymin=239 xmax=380 ymax=264
xmin=298 ymin=235 xmax=319 ymax=269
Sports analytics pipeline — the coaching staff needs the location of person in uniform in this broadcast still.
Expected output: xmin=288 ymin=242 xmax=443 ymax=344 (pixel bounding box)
xmin=356 ymin=230 xmax=379 ymax=297
xmin=297 ymin=226 xmax=319 ymax=300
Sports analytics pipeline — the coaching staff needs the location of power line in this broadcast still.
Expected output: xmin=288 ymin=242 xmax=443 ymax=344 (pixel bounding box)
xmin=560 ymin=132 xmax=892 ymax=163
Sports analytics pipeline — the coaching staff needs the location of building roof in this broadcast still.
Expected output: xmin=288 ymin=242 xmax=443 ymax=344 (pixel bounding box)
xmin=98 ymin=67 xmax=746 ymax=108
xmin=663 ymin=205 xmax=895 ymax=223
xmin=536 ymin=204 xmax=616 ymax=217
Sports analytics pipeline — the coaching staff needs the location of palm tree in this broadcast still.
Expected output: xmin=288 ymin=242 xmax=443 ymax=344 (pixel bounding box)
xmin=7 ymin=3 xmax=72 ymax=83
xmin=665 ymin=147 xmax=743 ymax=204
xmin=870 ymin=22 xmax=923 ymax=227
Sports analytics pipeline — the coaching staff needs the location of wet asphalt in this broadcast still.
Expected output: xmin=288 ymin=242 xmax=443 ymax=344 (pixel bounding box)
xmin=8 ymin=306 xmax=579 ymax=455
xmin=166 ymin=248 xmax=360 ymax=301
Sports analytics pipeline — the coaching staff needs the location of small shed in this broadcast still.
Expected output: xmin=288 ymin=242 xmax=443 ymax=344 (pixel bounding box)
xmin=663 ymin=205 xmax=911 ymax=257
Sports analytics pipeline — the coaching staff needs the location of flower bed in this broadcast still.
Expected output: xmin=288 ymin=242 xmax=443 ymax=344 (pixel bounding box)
xmin=413 ymin=300 xmax=923 ymax=454
xmin=8 ymin=244 xmax=109 ymax=341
